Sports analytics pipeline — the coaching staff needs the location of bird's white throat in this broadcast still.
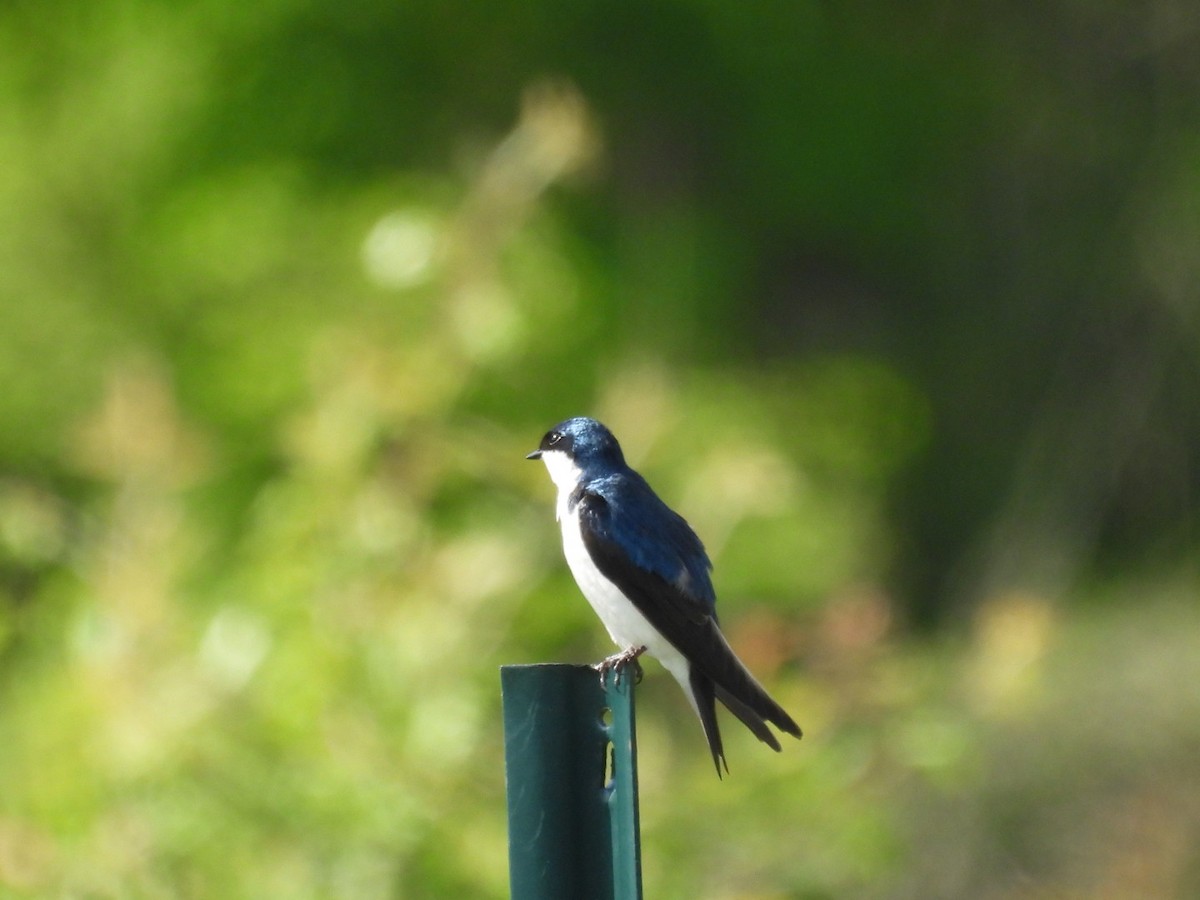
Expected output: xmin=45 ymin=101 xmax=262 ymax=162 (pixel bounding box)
xmin=537 ymin=450 xmax=583 ymax=521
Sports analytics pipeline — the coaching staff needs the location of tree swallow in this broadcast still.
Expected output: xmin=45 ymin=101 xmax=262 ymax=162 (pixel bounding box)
xmin=527 ymin=416 xmax=802 ymax=775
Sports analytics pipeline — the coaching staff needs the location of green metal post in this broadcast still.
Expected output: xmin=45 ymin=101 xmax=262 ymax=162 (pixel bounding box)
xmin=502 ymin=664 xmax=642 ymax=900
xmin=602 ymin=666 xmax=642 ymax=900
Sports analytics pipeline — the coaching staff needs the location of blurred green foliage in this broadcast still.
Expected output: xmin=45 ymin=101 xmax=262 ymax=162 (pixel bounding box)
xmin=1 ymin=1 xmax=1199 ymax=897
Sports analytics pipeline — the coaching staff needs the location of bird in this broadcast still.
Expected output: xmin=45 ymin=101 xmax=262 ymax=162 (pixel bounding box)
xmin=527 ymin=416 xmax=801 ymax=775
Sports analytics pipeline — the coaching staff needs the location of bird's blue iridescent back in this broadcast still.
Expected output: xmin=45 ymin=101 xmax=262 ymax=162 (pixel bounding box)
xmin=578 ymin=468 xmax=716 ymax=611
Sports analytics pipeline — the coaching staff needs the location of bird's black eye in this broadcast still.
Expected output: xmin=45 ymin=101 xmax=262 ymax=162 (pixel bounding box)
xmin=548 ymin=432 xmax=562 ymax=445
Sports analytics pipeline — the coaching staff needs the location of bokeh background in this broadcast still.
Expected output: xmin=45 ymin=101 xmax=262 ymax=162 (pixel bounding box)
xmin=2 ymin=1 xmax=1200 ymax=897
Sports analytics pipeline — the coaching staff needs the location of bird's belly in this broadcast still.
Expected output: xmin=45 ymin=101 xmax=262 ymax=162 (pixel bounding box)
xmin=559 ymin=509 xmax=679 ymax=664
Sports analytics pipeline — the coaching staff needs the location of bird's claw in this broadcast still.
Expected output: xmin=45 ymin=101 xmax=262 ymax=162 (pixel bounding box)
xmin=595 ymin=646 xmax=646 ymax=687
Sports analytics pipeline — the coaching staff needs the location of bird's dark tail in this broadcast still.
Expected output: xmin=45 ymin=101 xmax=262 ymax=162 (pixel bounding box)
xmin=688 ymin=667 xmax=728 ymax=777
xmin=695 ymin=620 xmax=802 ymax=745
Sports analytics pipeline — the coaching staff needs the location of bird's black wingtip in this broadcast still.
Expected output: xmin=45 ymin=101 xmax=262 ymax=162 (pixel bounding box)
xmin=772 ymin=707 xmax=804 ymax=741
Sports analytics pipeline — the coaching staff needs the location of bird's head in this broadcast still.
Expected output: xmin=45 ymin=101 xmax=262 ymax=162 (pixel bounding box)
xmin=526 ymin=416 xmax=626 ymax=488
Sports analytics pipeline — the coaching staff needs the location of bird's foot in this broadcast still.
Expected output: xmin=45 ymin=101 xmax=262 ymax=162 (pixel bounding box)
xmin=595 ymin=645 xmax=646 ymax=687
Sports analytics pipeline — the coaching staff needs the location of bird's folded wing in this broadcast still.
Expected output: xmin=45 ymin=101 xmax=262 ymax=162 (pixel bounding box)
xmin=574 ymin=486 xmax=713 ymax=627
xmin=577 ymin=487 xmax=802 ymax=741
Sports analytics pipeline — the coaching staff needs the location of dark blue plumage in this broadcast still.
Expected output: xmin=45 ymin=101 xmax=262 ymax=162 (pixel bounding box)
xmin=578 ymin=468 xmax=716 ymax=609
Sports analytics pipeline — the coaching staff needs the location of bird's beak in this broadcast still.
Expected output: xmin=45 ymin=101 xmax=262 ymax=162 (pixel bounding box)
xmin=525 ymin=449 xmax=542 ymax=460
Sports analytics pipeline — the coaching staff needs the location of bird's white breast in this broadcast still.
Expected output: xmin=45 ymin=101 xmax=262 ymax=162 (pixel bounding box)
xmin=539 ymin=450 xmax=692 ymax=700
